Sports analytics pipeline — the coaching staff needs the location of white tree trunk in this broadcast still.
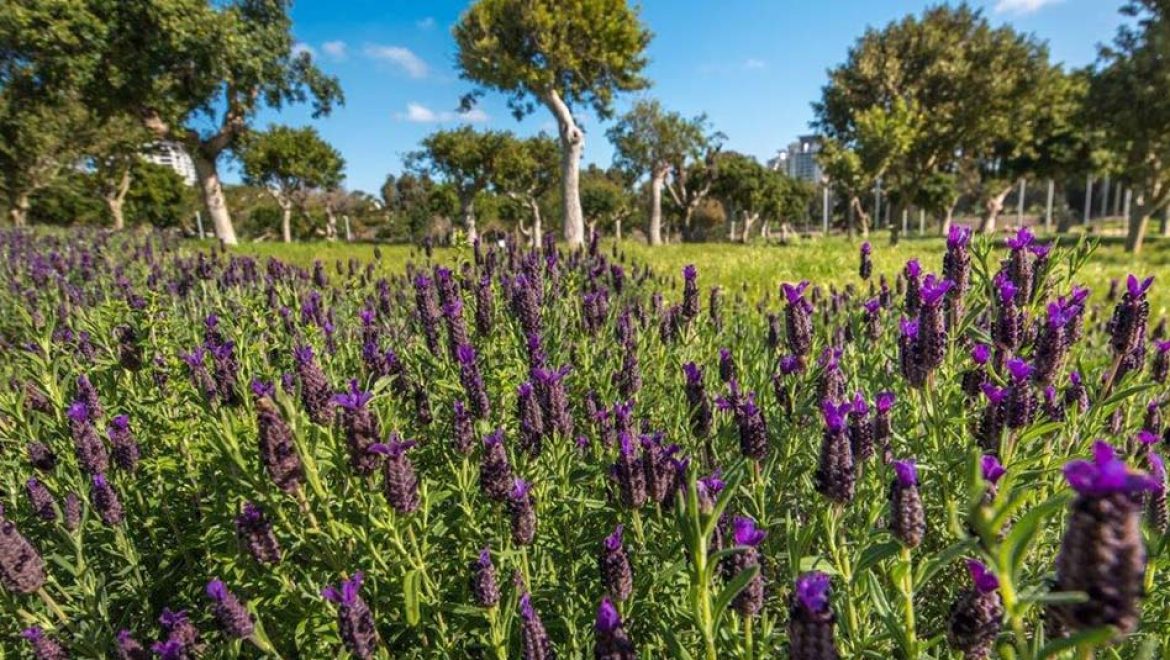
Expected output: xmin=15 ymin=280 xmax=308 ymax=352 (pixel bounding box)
xmin=649 ymin=168 xmax=666 ymax=246
xmin=977 ymin=184 xmax=1014 ymax=234
xmin=615 ymin=217 xmax=622 ymax=241
xmin=191 ymin=152 xmax=238 ymax=245
xmin=8 ymin=191 xmax=29 ymax=227
xmin=280 ymin=202 xmax=292 ymax=243
xmin=106 ymin=168 xmax=132 ymax=231
xmin=324 ymin=205 xmax=338 ymax=241
xmin=741 ymin=212 xmax=759 ymax=243
xmin=544 ymin=91 xmax=585 ymax=248
xmin=461 ymin=198 xmax=478 ymax=243
xmin=529 ymin=199 xmax=542 ymax=247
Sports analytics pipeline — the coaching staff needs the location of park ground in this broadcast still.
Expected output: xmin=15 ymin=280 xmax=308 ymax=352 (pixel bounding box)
xmin=219 ymin=233 xmax=1170 ymax=315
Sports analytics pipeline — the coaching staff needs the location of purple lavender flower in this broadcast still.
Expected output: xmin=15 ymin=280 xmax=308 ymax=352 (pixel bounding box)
xmin=848 ymin=392 xmax=873 ymax=462
xmin=89 ymin=474 xmax=123 ymax=526
xmin=235 ymin=502 xmax=281 ymax=564
xmin=26 ymin=478 xmax=55 ymax=521
xmin=858 ymin=242 xmax=873 ymax=280
xmin=599 ymin=525 xmax=633 ymax=602
xmin=816 ymin=400 xmax=855 ymax=503
xmin=253 ymin=385 xmax=304 ymax=493
xmin=788 ymin=572 xmax=839 ymax=659
xmin=470 ymin=547 xmax=500 ymax=607
xmin=519 ymin=593 xmax=552 ymax=660
xmin=873 ymin=392 xmax=895 ymax=463
xmin=21 ymin=626 xmax=67 ymax=660
xmin=107 ymin=415 xmax=140 ymax=474
xmin=322 ymin=572 xmax=379 ymax=659
xmin=333 ymin=380 xmax=380 ymax=475
xmin=68 ymin=401 xmax=108 ymax=475
xmin=414 ymin=274 xmax=442 ymax=356
xmin=452 ymin=400 xmax=474 ymax=455
xmin=683 ymin=363 xmax=713 ymax=439
xmin=533 ymin=365 xmax=573 ymax=439
xmin=725 ymin=516 xmax=766 ymax=616
xmin=947 ymin=560 xmax=1002 ymax=659
xmin=594 ymin=597 xmax=636 ymax=660
xmin=903 ymin=259 xmax=922 ymax=316
xmin=917 ymin=275 xmax=953 ymax=372
xmin=116 ymin=630 xmax=148 ymax=660
xmin=509 ymin=478 xmax=537 ymax=546
xmin=517 ymin=381 xmax=545 ymax=456
xmin=890 ymin=459 xmax=925 ymax=548
xmin=456 ymin=343 xmax=491 ymax=420
xmin=368 ymin=435 xmax=420 ymax=515
xmin=480 ymin=430 xmax=513 ymax=502
xmin=782 ymin=281 xmax=814 ymax=357
xmin=1004 ymin=358 xmax=1036 ymax=429
xmin=293 ymin=345 xmax=333 ymax=425
xmin=0 ymin=516 xmax=46 ymax=594
xmin=612 ymin=432 xmax=648 ymax=509
xmin=1049 ymin=441 xmax=1156 ymax=635
xmin=1005 ymin=228 xmax=1036 ymax=304
xmin=205 ymin=579 xmax=254 ymax=639
xmin=681 ymin=264 xmax=700 ymax=322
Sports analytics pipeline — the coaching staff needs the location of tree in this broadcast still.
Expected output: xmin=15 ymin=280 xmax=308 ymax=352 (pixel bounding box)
xmin=0 ymin=88 xmax=90 ymax=226
xmin=713 ymin=152 xmax=800 ymax=243
xmin=818 ymin=99 xmax=920 ymax=237
xmin=238 ymin=125 xmax=345 ymax=242
xmin=87 ymin=114 xmax=154 ymax=230
xmin=454 ymin=0 xmax=652 ymax=248
xmin=607 ymin=100 xmax=719 ymax=245
xmin=95 ymin=1 xmax=343 ymax=245
xmin=125 ymin=161 xmax=197 ymax=229
xmin=580 ymin=164 xmax=636 ymax=239
xmin=408 ymin=127 xmax=509 ymax=243
xmin=492 ymin=134 xmax=560 ymax=244
xmin=814 ymin=4 xmax=1062 ymax=234
xmin=1091 ymin=0 xmax=1170 ymax=253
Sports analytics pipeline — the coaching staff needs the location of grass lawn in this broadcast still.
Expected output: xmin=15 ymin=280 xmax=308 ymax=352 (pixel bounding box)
xmin=219 ymin=231 xmax=1170 ymax=317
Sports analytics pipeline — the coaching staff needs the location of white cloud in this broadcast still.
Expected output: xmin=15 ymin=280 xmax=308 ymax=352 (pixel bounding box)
xmin=292 ymin=42 xmax=316 ymax=59
xmin=321 ymin=40 xmax=348 ymax=61
xmin=416 ymin=17 xmax=436 ymax=30
xmin=993 ymin=0 xmax=1063 ymax=14
xmin=397 ymin=102 xmax=489 ymax=123
xmin=363 ymin=44 xmax=429 ymax=78
xmin=743 ymin=58 xmax=766 ymax=70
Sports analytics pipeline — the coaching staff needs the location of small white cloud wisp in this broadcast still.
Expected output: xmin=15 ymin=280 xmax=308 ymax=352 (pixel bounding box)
xmin=364 ymin=44 xmax=429 ymax=78
xmin=321 ymin=41 xmax=348 ymax=61
xmin=993 ymin=0 xmax=1063 ymax=14
xmin=397 ymin=103 xmax=489 ymax=124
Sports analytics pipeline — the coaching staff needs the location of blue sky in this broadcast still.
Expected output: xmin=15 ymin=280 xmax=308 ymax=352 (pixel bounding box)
xmin=250 ymin=0 xmax=1124 ymax=194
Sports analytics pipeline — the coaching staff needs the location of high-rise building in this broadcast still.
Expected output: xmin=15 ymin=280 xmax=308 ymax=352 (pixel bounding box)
xmin=142 ymin=141 xmax=197 ymax=186
xmin=768 ymin=135 xmax=823 ymax=183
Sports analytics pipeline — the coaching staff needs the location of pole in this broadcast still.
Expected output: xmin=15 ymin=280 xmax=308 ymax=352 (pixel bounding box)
xmin=1017 ymin=179 xmax=1026 ymax=226
xmin=874 ymin=179 xmax=882 ymax=230
xmin=1083 ymin=174 xmax=1093 ymax=226
xmin=1099 ymin=174 xmax=1109 ymax=218
xmin=344 ymin=215 xmax=353 ymax=241
xmin=1045 ymin=179 xmax=1054 ymax=232
xmin=1114 ymin=183 xmax=1123 ymax=218
xmin=1123 ymin=189 xmax=1132 ymax=235
xmin=822 ymin=184 xmax=830 ymax=236
xmin=918 ymin=209 xmax=925 ymax=235
xmin=901 ymin=208 xmax=908 ymax=235
xmin=195 ymin=211 xmax=205 ymax=240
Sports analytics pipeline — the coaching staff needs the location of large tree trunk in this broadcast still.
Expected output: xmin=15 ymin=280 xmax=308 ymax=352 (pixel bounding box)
xmin=741 ymin=211 xmax=759 ymax=243
xmin=191 ymin=152 xmax=238 ymax=245
xmin=615 ymin=217 xmax=622 ymax=241
xmin=977 ymin=184 xmax=1014 ymax=234
xmin=8 ymin=191 xmax=29 ymax=227
xmin=528 ymin=199 xmax=542 ymax=246
xmin=544 ymin=91 xmax=585 ymax=248
xmin=1126 ymin=203 xmax=1150 ymax=254
xmin=941 ymin=203 xmax=956 ymax=236
xmin=324 ymin=205 xmax=339 ymax=242
xmin=280 ymin=202 xmax=292 ymax=243
xmin=649 ymin=168 xmax=667 ymax=246
xmin=849 ymin=196 xmax=870 ymax=238
xmin=460 ymin=197 xmax=478 ymax=243
xmin=105 ymin=168 xmax=132 ymax=231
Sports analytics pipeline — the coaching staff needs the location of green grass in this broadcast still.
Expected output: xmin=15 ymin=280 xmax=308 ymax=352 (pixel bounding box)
xmin=220 ymin=231 xmax=1170 ymax=316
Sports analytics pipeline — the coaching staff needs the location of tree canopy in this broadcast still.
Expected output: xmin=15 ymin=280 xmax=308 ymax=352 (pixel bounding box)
xmin=454 ymin=0 xmax=651 ymax=247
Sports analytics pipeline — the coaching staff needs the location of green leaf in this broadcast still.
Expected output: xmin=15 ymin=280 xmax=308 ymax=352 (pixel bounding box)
xmin=915 ymin=538 xmax=976 ymax=586
xmin=1036 ymin=626 xmax=1115 ymax=658
xmin=662 ymin=627 xmax=696 ymax=660
xmin=403 ymin=569 xmax=422 ymax=627
xmin=711 ymin=564 xmax=759 ymax=629
xmin=854 ymin=540 xmax=901 ymax=581
xmin=1000 ymin=492 xmax=1072 ymax=580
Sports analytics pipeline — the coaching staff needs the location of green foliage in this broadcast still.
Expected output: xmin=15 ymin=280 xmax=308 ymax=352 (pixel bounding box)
xmin=238 ymin=124 xmax=345 ymax=205
xmin=454 ymin=0 xmax=651 ymax=121
xmin=580 ymin=165 xmax=635 ymax=233
xmin=124 ymin=161 xmax=197 ymax=228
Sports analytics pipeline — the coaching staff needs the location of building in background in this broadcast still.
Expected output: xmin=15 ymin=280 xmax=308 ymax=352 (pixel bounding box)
xmin=768 ymin=135 xmax=823 ymax=183
xmin=142 ymin=141 xmax=197 ymax=186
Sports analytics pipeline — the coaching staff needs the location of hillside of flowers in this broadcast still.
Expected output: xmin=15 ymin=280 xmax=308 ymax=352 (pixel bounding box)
xmin=0 ymin=228 xmax=1167 ymax=659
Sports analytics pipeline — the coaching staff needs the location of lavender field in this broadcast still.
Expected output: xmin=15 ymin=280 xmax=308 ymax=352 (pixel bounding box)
xmin=1 ymin=228 xmax=1168 ymax=659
